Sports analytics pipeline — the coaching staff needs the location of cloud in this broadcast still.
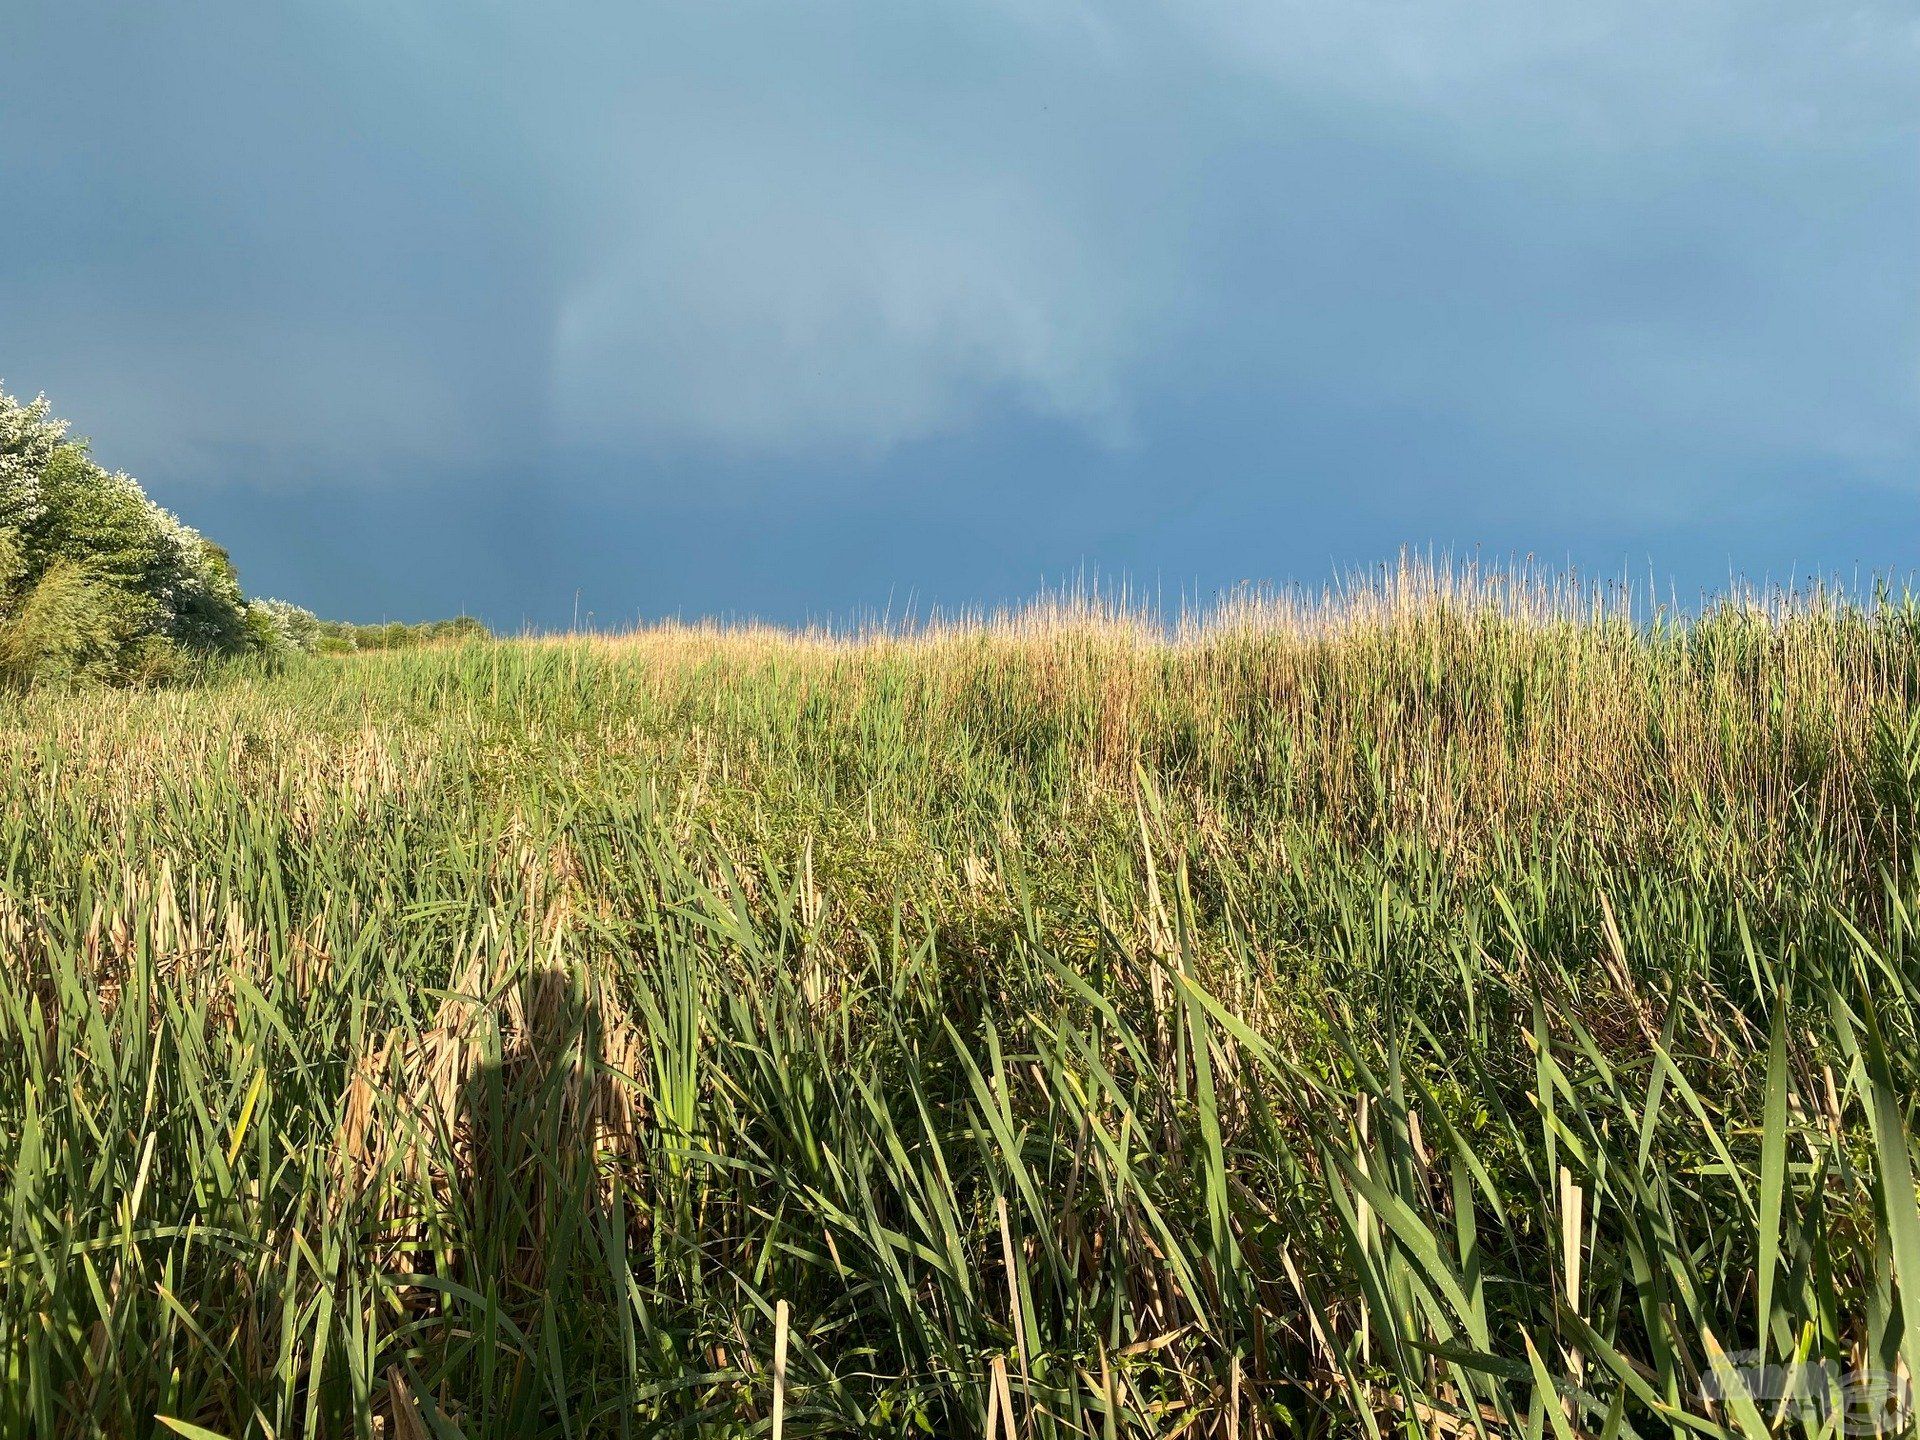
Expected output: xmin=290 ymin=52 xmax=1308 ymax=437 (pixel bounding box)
xmin=315 ymin=0 xmax=1183 ymax=458
xmin=520 ymin=0 xmax=1920 ymax=467
xmin=0 ymin=0 xmax=557 ymax=484
xmin=1178 ymin=0 xmax=1920 ymax=152
xmin=1129 ymin=0 xmax=1920 ymax=501
xmin=4 ymin=0 xmax=1915 ymax=531
xmin=551 ymin=150 xmax=1143 ymax=456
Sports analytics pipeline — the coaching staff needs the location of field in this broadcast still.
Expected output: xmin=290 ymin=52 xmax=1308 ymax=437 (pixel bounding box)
xmin=4 ymin=564 xmax=1919 ymax=1438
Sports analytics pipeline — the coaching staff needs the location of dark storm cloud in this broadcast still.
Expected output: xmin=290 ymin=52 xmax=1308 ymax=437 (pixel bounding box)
xmin=3 ymin=0 xmax=1916 ymax=624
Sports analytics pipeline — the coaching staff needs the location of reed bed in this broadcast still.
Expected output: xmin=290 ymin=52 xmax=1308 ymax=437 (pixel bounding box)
xmin=4 ymin=561 xmax=1919 ymax=1437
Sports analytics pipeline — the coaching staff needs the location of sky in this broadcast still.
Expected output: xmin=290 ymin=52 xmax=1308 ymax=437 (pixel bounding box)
xmin=3 ymin=1 xmax=1916 ymax=628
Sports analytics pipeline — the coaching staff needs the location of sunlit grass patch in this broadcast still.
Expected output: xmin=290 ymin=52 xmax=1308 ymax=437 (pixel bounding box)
xmin=4 ymin=561 xmax=1919 ymax=1436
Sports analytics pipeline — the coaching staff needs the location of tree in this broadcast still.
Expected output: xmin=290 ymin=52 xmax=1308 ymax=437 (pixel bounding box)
xmin=0 ymin=388 xmax=64 ymax=535
xmin=0 ymin=383 xmax=254 ymax=685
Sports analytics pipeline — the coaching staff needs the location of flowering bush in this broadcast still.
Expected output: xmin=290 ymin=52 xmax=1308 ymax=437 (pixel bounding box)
xmin=0 ymin=389 xmax=62 ymax=535
xmin=0 ymin=384 xmax=490 ymax=686
xmin=246 ymin=596 xmax=323 ymax=653
xmin=0 ymin=384 xmax=252 ymax=684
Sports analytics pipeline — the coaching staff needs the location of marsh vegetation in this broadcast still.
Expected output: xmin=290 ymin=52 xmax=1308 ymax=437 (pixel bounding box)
xmin=5 ymin=563 xmax=1920 ymax=1436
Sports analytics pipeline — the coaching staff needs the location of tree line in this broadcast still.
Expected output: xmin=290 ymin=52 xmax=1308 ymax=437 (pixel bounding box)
xmin=0 ymin=385 xmax=487 ymax=685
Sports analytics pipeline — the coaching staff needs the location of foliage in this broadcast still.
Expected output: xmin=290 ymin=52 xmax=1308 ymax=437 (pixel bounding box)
xmin=0 ymin=559 xmax=130 ymax=685
xmin=245 ymin=596 xmax=323 ymax=654
xmin=0 ymin=387 xmax=63 ymax=534
xmin=0 ymin=383 xmax=254 ymax=685
xmin=2 ymin=563 xmax=1918 ymax=1436
xmin=245 ymin=603 xmax=493 ymax=658
xmin=312 ymin=613 xmax=493 ymax=652
xmin=0 ymin=384 xmax=483 ymax=685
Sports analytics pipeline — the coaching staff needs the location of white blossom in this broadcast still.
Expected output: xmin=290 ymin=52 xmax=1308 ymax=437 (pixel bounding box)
xmin=0 ymin=384 xmax=67 ymax=533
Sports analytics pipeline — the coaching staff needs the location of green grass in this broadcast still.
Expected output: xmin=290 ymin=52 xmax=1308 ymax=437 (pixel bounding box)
xmin=4 ymin=566 xmax=1919 ymax=1436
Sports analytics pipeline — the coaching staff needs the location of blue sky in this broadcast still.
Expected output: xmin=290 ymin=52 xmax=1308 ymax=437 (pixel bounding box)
xmin=4 ymin=1 xmax=1916 ymax=627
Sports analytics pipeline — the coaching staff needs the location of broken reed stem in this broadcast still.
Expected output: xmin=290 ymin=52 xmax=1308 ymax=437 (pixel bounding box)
xmin=772 ymin=1298 xmax=789 ymax=1440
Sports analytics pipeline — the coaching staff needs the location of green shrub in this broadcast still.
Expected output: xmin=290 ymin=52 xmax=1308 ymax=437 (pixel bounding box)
xmin=246 ymin=596 xmax=323 ymax=655
xmin=0 ymin=559 xmax=131 ymax=687
xmin=0 ymin=383 xmax=259 ymax=685
xmin=0 ymin=384 xmax=421 ymax=686
xmin=310 ymin=613 xmax=494 ymax=652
